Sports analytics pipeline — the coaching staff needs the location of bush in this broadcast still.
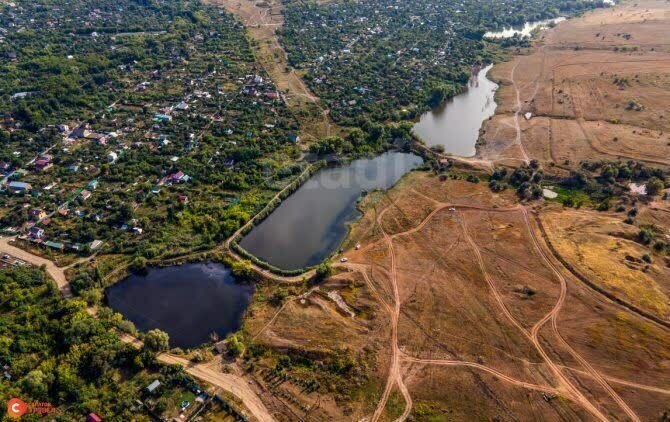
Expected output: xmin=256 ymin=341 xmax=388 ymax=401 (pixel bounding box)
xmin=144 ymin=329 xmax=170 ymax=352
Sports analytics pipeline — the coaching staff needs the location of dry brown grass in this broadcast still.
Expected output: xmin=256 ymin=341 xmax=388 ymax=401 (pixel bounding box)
xmin=243 ymin=172 xmax=670 ymax=420
xmin=481 ymin=0 xmax=670 ymax=169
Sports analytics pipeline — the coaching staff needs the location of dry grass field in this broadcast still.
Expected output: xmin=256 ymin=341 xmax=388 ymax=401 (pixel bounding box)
xmin=480 ymin=0 xmax=670 ymax=169
xmin=243 ymin=172 xmax=670 ymax=421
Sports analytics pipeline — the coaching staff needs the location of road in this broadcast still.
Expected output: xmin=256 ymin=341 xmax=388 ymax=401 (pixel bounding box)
xmin=0 ymin=236 xmax=71 ymax=297
xmin=354 ymin=190 xmax=651 ymax=421
xmin=118 ymin=333 xmax=275 ymax=421
xmin=157 ymin=354 xmax=275 ymax=422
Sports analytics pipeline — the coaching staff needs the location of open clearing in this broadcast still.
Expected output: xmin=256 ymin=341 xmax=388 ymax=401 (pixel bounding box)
xmin=244 ymin=171 xmax=670 ymax=420
xmin=479 ymin=0 xmax=670 ymax=169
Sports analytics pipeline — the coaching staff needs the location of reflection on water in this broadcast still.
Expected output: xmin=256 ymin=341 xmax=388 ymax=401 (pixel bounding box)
xmin=412 ymin=64 xmax=498 ymax=157
xmin=483 ymin=17 xmax=566 ymax=38
xmin=239 ymin=151 xmax=423 ymax=270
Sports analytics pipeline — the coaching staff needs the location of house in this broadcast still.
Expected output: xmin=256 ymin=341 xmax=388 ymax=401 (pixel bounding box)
xmin=178 ymin=194 xmax=189 ymax=204
xmin=29 ymin=227 xmax=45 ymax=239
xmin=58 ymin=208 xmax=68 ymax=217
xmin=85 ymin=413 xmax=102 ymax=422
xmin=80 ymin=189 xmax=92 ymax=201
xmin=90 ymin=240 xmax=104 ymax=251
xmin=153 ymin=114 xmax=172 ymax=123
xmin=35 ymin=157 xmax=53 ymax=171
xmin=175 ymin=101 xmax=189 ymax=111
xmin=146 ymin=380 xmax=161 ymax=394
xmin=87 ymin=179 xmax=99 ymax=190
xmin=45 ymin=241 xmax=64 ymax=251
xmin=167 ymin=170 xmax=185 ymax=184
xmin=28 ymin=209 xmax=47 ymax=221
xmin=7 ymin=181 xmax=31 ymax=194
xmin=70 ymin=124 xmax=91 ymax=139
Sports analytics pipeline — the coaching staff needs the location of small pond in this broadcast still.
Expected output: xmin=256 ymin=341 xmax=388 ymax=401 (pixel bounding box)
xmin=239 ymin=151 xmax=423 ymax=270
xmin=412 ymin=64 xmax=498 ymax=157
xmin=107 ymin=262 xmax=252 ymax=349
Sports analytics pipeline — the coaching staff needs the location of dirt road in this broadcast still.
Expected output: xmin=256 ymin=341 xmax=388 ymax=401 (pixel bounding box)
xmin=118 ymin=333 xmax=274 ymax=421
xmin=158 ymin=354 xmax=275 ymax=422
xmin=0 ymin=236 xmax=71 ymax=297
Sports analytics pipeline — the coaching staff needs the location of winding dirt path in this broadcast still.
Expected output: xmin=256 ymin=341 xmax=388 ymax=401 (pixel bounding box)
xmin=360 ymin=191 xmax=648 ymax=420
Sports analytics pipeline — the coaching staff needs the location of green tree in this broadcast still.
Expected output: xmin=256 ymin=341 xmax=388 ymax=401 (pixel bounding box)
xmin=646 ymin=177 xmax=664 ymax=196
xmin=144 ymin=329 xmax=170 ymax=352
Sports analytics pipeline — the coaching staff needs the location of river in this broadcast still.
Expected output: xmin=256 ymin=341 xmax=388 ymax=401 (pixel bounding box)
xmin=239 ymin=151 xmax=423 ymax=270
xmin=412 ymin=64 xmax=498 ymax=157
xmin=107 ymin=262 xmax=252 ymax=348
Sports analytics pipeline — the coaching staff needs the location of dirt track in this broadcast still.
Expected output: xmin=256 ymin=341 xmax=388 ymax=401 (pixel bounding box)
xmin=479 ymin=0 xmax=670 ymax=169
xmin=0 ymin=236 xmax=71 ymax=297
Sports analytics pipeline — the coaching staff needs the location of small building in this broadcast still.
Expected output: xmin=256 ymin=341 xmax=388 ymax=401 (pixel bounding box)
xmin=153 ymin=114 xmax=172 ymax=123
xmin=8 ymin=181 xmax=31 ymax=194
xmin=45 ymin=241 xmax=64 ymax=251
xmin=80 ymin=190 xmax=92 ymax=201
xmin=87 ymin=179 xmax=99 ymax=190
xmin=178 ymin=194 xmax=189 ymax=204
xmin=167 ymin=170 xmax=186 ymax=184
xmin=29 ymin=227 xmax=45 ymax=239
xmin=86 ymin=413 xmax=102 ymax=422
xmin=146 ymin=380 xmax=161 ymax=394
xmin=28 ymin=209 xmax=47 ymax=221
xmin=108 ymin=152 xmax=118 ymax=163
xmin=34 ymin=158 xmax=52 ymax=172
xmin=90 ymin=240 xmax=104 ymax=251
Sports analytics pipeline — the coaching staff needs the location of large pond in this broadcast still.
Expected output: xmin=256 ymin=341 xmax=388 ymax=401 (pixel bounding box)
xmin=107 ymin=262 xmax=252 ymax=349
xmin=239 ymin=151 xmax=423 ymax=270
xmin=412 ymin=64 xmax=498 ymax=156
xmin=483 ymin=17 xmax=566 ymax=39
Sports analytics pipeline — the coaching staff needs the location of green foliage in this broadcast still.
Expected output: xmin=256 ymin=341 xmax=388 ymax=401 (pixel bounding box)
xmin=314 ymin=262 xmax=333 ymax=282
xmin=0 ymin=266 xmax=150 ymax=418
xmin=144 ymin=329 xmax=170 ymax=353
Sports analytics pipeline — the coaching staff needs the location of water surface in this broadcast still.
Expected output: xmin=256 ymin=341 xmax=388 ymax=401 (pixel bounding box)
xmin=412 ymin=64 xmax=498 ymax=156
xmin=483 ymin=17 xmax=566 ymax=38
xmin=239 ymin=151 xmax=423 ymax=270
xmin=107 ymin=262 xmax=252 ymax=348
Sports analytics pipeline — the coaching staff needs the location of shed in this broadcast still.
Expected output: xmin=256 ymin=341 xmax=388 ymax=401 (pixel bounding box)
xmin=146 ymin=380 xmax=161 ymax=393
xmin=86 ymin=413 xmax=102 ymax=422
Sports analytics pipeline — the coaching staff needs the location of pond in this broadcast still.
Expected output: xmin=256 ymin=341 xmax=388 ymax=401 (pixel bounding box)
xmin=239 ymin=151 xmax=423 ymax=270
xmin=106 ymin=262 xmax=252 ymax=349
xmin=483 ymin=17 xmax=566 ymax=39
xmin=412 ymin=64 xmax=498 ymax=157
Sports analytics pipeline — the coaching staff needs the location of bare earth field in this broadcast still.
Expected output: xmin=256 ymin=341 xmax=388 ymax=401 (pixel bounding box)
xmin=480 ymin=0 xmax=670 ymax=169
xmin=206 ymin=0 xmax=338 ymax=140
xmin=244 ymin=171 xmax=670 ymax=421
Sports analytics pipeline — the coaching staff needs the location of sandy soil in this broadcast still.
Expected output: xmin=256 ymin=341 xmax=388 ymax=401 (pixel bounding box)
xmin=480 ymin=0 xmax=670 ymax=169
xmin=245 ymin=172 xmax=670 ymax=420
